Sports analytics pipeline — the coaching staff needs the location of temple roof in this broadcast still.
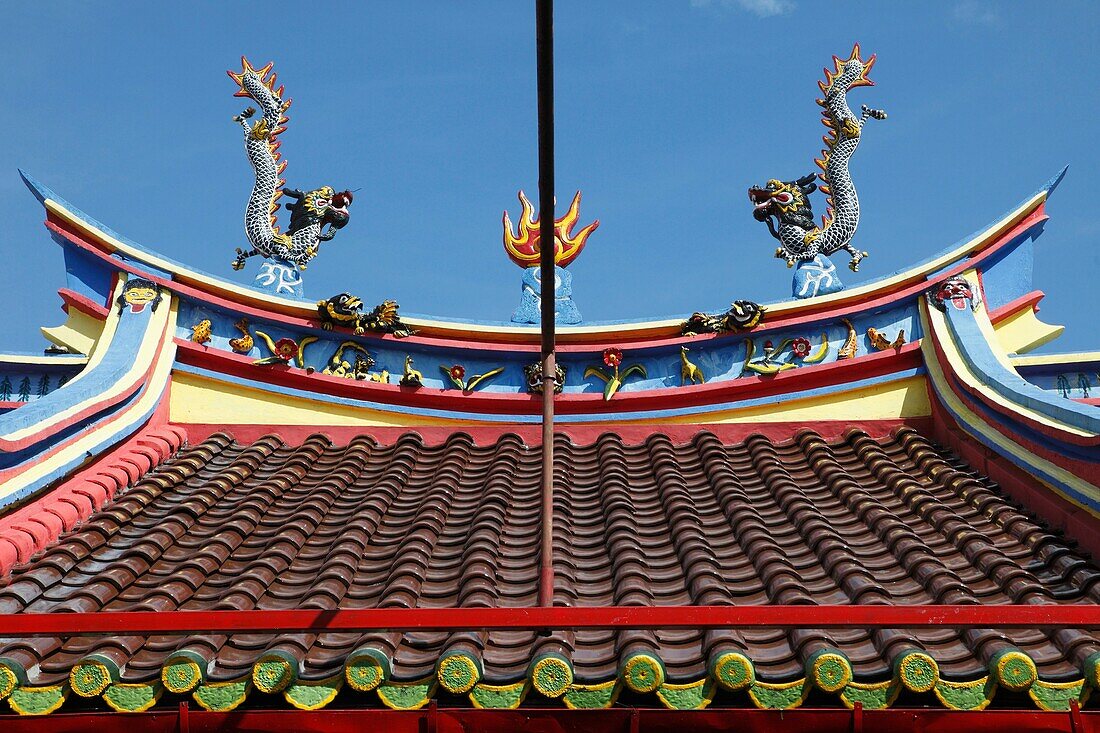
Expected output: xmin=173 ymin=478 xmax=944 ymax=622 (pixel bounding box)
xmin=2 ymin=427 xmax=1098 ymax=713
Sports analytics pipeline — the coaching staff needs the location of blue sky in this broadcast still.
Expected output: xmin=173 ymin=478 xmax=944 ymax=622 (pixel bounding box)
xmin=0 ymin=1 xmax=1097 ymax=351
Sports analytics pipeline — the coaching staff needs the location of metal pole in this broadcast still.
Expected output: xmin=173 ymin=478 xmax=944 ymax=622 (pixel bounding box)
xmin=535 ymin=0 xmax=556 ymax=608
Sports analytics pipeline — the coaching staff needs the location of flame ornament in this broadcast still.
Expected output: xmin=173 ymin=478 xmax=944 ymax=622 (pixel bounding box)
xmin=503 ymin=191 xmax=599 ymax=269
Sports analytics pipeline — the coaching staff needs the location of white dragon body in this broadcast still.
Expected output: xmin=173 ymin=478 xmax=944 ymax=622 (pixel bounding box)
xmin=749 ymin=45 xmax=886 ymax=272
xmin=228 ymin=58 xmax=351 ymax=271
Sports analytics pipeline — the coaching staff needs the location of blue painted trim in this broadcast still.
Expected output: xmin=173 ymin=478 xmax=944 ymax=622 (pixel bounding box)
xmin=174 ymin=362 xmax=924 ymax=424
xmin=22 ymin=168 xmax=1067 ymax=328
xmin=0 ymin=306 xmax=155 ymax=438
xmin=943 ymin=305 xmax=1100 ymax=434
xmin=927 ymin=366 xmax=1100 ymax=515
xmin=0 ymin=387 xmax=164 ymax=510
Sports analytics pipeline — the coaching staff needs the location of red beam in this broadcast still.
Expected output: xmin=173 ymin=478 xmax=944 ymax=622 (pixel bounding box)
xmin=2 ymin=706 xmax=1098 ymax=733
xmin=3 ymin=605 xmax=1099 ymax=637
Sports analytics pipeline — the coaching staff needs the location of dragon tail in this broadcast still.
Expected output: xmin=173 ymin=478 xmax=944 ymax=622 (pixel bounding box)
xmin=228 ymin=57 xmax=292 ymax=259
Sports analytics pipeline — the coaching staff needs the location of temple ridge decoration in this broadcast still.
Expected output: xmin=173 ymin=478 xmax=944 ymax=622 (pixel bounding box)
xmin=749 ymin=44 xmax=886 ymax=299
xmin=227 ymin=57 xmax=354 ymax=295
xmin=503 ymin=190 xmax=598 ymax=324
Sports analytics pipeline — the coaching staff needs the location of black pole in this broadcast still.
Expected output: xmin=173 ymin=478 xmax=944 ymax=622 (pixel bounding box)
xmin=535 ymin=0 xmax=556 ymax=608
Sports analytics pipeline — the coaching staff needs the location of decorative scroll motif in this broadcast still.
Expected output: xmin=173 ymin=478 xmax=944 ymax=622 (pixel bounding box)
xmin=228 ymin=57 xmax=353 ymax=272
xmin=837 ymin=318 xmax=858 ymax=359
xmin=400 ymin=356 xmax=423 ymax=388
xmin=741 ymin=333 xmax=829 ymax=376
xmin=680 ymin=347 xmax=705 ymax=385
xmin=115 ymin=278 xmax=162 ymax=315
xmin=322 ymin=342 xmax=375 ymax=380
xmin=229 ymin=319 xmax=254 ymax=353
xmin=867 ymin=327 xmax=905 ymax=350
xmin=189 ymin=320 xmax=212 ymax=345
xmin=440 ymin=364 xmax=505 ymax=394
xmin=682 ymin=301 xmax=765 ymax=337
xmin=524 ymin=361 xmax=566 ymax=394
xmin=252 ymin=331 xmax=317 ymax=368
xmin=928 ymin=276 xmax=980 ymax=312
xmin=586 ymin=348 xmax=647 ymax=401
xmin=254 ymin=260 xmax=304 ymax=296
xmin=504 ymin=191 xmax=598 ymax=325
xmin=749 ymin=45 xmax=886 ymax=291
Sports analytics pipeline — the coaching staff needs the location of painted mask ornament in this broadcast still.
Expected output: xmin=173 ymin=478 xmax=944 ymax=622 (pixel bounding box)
xmin=116 ymin=278 xmax=162 ymax=315
xmin=749 ymin=45 xmax=887 ymax=298
xmin=928 ymin=276 xmax=979 ymax=312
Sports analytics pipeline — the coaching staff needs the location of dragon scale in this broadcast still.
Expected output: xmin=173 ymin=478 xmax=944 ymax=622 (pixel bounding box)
xmin=750 ymin=45 xmax=885 ymax=273
xmin=228 ymin=58 xmax=352 ymax=272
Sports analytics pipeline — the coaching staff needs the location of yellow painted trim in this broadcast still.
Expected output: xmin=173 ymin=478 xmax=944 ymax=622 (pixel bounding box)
xmin=7 ymin=684 xmax=69 ymax=716
xmin=920 ymin=300 xmax=1100 ymax=518
xmin=927 ymin=279 xmax=1094 ymax=440
xmin=41 ymin=307 xmax=105 ymax=356
xmin=0 ymin=353 xmax=88 ymax=366
xmin=993 ymin=305 xmax=1064 ymax=355
xmin=1012 ymin=351 xmax=1100 ymax=368
xmin=1028 ymin=678 xmax=1091 ymax=712
xmin=0 ymin=300 xmax=178 ymax=504
xmin=171 ymin=370 xmax=929 ymax=428
xmin=4 ymin=278 xmax=136 ymax=442
xmin=47 ymin=185 xmax=1046 ymax=343
xmin=170 ymin=371 xmax=479 ymax=427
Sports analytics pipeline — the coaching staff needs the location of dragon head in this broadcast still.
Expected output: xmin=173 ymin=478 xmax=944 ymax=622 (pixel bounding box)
xmin=286 ymin=186 xmax=353 ymax=235
xmin=748 ymin=174 xmax=817 ymax=232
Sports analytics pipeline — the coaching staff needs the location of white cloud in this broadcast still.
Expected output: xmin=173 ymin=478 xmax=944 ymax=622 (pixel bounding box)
xmin=691 ymin=0 xmax=796 ymax=18
xmin=951 ymin=1 xmax=1001 ymax=27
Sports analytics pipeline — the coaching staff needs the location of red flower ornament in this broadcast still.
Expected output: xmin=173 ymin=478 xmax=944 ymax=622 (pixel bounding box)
xmin=603 ymin=348 xmax=623 ymax=368
xmin=790 ymin=337 xmax=812 ymax=358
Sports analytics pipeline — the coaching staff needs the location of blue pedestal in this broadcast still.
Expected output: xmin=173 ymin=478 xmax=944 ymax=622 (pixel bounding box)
xmin=252 ymin=258 xmax=305 ymax=298
xmin=512 ymin=266 xmax=582 ymax=324
xmin=792 ymin=254 xmax=844 ymax=299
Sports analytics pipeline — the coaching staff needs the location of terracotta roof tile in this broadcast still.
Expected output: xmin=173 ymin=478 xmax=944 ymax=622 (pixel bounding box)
xmin=1 ymin=427 xmax=1099 ymax=711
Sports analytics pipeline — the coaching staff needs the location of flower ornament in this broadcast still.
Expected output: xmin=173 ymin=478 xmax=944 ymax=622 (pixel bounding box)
xmin=440 ymin=363 xmax=504 ymax=394
xmin=742 ymin=332 xmax=829 ymax=376
xmin=252 ymin=331 xmax=318 ymax=369
xmin=586 ymin=347 xmax=647 ymax=400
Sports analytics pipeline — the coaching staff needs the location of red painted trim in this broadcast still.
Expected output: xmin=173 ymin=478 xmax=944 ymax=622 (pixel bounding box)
xmin=0 ymin=313 xmax=168 ymax=454
xmin=0 ymin=404 xmax=185 ymax=578
xmin=930 ymin=331 xmax=1100 ymax=449
xmin=989 ymin=290 xmax=1045 ymax=325
xmin=927 ymin=387 xmax=1100 ymax=559
xmin=927 ymin=333 xmax=1100 ymax=482
xmin=1079 ymin=397 xmax=1100 ymax=406
xmin=46 ymin=202 xmax=1048 ymax=350
xmin=4 ymin=707 xmax=1097 ymax=732
xmin=58 ymin=287 xmax=110 ymax=320
xmin=173 ymin=338 xmax=923 ymax=418
xmin=2 ymin=604 xmax=1098 ymax=636
xmin=0 ymin=401 xmax=24 ymax=409
xmin=176 ymin=418 xmax=934 ymax=447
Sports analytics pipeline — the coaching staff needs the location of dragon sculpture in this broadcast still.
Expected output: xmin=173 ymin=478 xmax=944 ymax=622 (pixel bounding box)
xmin=228 ymin=58 xmax=353 ymax=272
xmin=748 ymin=44 xmax=886 ymax=274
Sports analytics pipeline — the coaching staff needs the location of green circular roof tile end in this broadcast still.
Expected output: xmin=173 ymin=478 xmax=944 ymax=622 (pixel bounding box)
xmin=437 ymin=652 xmax=482 ymax=694
xmin=252 ymin=650 xmax=299 ymax=694
xmin=807 ymin=648 xmax=852 ymax=693
xmin=69 ymin=655 xmax=120 ymax=698
xmin=710 ymin=651 xmax=755 ymax=691
xmin=161 ymin=653 xmax=207 ymax=694
xmin=1084 ymin=651 xmax=1100 ymax=689
xmin=345 ymin=647 xmax=391 ymax=692
xmin=621 ymin=652 xmax=666 ymax=694
xmin=529 ymin=653 xmax=574 ymax=698
xmin=991 ymin=649 xmax=1037 ymax=692
xmin=0 ymin=658 xmax=27 ymax=700
xmin=895 ymin=650 xmax=939 ymax=693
